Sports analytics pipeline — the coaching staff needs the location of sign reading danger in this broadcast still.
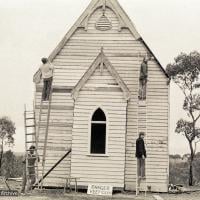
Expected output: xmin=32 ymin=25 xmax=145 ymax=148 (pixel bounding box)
xmin=87 ymin=184 xmax=113 ymax=196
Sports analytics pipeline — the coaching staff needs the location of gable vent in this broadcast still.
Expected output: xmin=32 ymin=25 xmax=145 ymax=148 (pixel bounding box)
xmin=95 ymin=14 xmax=112 ymax=31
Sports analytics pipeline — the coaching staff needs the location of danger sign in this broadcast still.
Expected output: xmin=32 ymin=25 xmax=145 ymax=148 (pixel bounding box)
xmin=87 ymin=184 xmax=113 ymax=196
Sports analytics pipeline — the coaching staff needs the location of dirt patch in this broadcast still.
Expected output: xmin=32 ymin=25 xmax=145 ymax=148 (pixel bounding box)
xmin=160 ymin=191 xmax=200 ymax=200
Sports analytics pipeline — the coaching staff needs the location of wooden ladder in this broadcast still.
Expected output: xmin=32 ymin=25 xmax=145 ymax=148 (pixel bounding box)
xmin=37 ymin=76 xmax=54 ymax=188
xmin=136 ymin=54 xmax=147 ymax=197
xmin=24 ymin=105 xmax=39 ymax=189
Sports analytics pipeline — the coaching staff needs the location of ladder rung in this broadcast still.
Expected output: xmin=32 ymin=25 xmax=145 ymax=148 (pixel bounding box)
xmin=26 ymin=117 xmax=35 ymax=120
xmin=25 ymin=114 xmax=34 ymax=117
xmin=27 ymin=174 xmax=36 ymax=176
xmin=27 ymin=156 xmax=38 ymax=159
xmin=26 ymin=125 xmax=35 ymax=128
xmin=26 ymin=149 xmax=37 ymax=151
xmin=27 ymin=166 xmax=37 ymax=168
xmin=25 ymin=110 xmax=35 ymax=114
xmin=26 ymin=133 xmax=36 ymax=136
xmin=26 ymin=141 xmax=36 ymax=143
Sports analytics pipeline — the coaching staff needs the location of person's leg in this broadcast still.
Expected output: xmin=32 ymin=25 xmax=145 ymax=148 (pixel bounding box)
xmin=141 ymin=79 xmax=147 ymax=99
xmin=42 ymin=79 xmax=48 ymax=101
xmin=30 ymin=175 xmax=36 ymax=190
xmin=137 ymin=158 xmax=142 ymax=178
xmin=143 ymin=79 xmax=147 ymax=99
xmin=21 ymin=164 xmax=26 ymax=193
xmin=141 ymin=158 xmax=146 ymax=178
xmin=46 ymin=77 xmax=53 ymax=100
xmin=139 ymin=80 xmax=143 ymax=99
xmin=26 ymin=175 xmax=36 ymax=192
xmin=26 ymin=176 xmax=31 ymax=192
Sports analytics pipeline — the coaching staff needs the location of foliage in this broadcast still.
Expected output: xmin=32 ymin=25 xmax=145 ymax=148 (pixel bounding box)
xmin=0 ymin=117 xmax=15 ymax=146
xmin=170 ymin=154 xmax=182 ymax=159
xmin=175 ymin=119 xmax=200 ymax=143
xmin=166 ymin=51 xmax=200 ymax=186
xmin=1 ymin=151 xmax=23 ymax=178
xmin=0 ymin=117 xmax=16 ymax=175
xmin=170 ymin=160 xmax=189 ymax=185
xmin=170 ymin=153 xmax=200 ymax=185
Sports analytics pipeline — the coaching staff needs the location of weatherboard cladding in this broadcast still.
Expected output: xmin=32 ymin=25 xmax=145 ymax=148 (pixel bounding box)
xmin=71 ymin=66 xmax=127 ymax=187
xmin=34 ymin=0 xmax=169 ymax=192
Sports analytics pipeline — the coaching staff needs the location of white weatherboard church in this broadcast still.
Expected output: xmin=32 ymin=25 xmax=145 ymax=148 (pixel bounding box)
xmin=33 ymin=0 xmax=170 ymax=192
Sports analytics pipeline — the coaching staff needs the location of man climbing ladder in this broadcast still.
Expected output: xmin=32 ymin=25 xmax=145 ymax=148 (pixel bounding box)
xmin=139 ymin=57 xmax=148 ymax=100
xmin=37 ymin=57 xmax=54 ymax=188
xmin=39 ymin=57 xmax=54 ymax=101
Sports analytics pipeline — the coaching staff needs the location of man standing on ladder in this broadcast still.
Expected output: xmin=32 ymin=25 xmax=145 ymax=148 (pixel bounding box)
xmin=136 ymin=132 xmax=146 ymax=179
xmin=21 ymin=145 xmax=40 ymax=193
xmin=39 ymin=57 xmax=54 ymax=101
xmin=139 ymin=57 xmax=148 ymax=100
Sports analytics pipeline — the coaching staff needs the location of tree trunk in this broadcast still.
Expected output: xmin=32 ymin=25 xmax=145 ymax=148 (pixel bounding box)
xmin=0 ymin=140 xmax=3 ymax=176
xmin=189 ymin=141 xmax=194 ymax=186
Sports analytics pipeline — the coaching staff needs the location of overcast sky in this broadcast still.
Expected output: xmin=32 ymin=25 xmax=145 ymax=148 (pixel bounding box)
xmin=0 ymin=0 xmax=200 ymax=155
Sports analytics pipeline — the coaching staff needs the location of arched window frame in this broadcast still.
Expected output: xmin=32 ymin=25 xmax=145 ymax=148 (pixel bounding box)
xmin=87 ymin=106 xmax=109 ymax=156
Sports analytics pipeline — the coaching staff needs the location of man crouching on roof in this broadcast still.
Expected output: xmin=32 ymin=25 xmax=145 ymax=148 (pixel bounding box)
xmin=39 ymin=57 xmax=54 ymax=101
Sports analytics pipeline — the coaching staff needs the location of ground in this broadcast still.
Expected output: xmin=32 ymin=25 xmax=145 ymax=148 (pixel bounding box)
xmin=0 ymin=191 xmax=200 ymax=200
xmin=1 ymin=181 xmax=200 ymax=200
xmin=160 ymin=191 xmax=200 ymax=200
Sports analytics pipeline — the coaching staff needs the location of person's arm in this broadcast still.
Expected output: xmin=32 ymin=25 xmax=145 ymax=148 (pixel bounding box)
xmin=135 ymin=139 xmax=139 ymax=157
xmin=33 ymin=69 xmax=42 ymax=83
xmin=49 ymin=63 xmax=54 ymax=70
xmin=142 ymin=140 xmax=146 ymax=159
xmin=39 ymin=69 xmax=42 ymax=79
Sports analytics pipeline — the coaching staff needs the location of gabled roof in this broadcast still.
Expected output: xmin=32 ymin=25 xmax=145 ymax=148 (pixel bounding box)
xmin=48 ymin=0 xmax=141 ymax=61
xmin=71 ymin=49 xmax=131 ymax=100
xmin=33 ymin=0 xmax=169 ymax=82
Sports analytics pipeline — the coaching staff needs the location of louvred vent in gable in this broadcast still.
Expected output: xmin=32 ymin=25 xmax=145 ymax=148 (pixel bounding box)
xmin=95 ymin=13 xmax=112 ymax=31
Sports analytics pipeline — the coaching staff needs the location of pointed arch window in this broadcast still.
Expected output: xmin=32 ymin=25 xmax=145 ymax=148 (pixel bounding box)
xmin=90 ymin=108 xmax=106 ymax=154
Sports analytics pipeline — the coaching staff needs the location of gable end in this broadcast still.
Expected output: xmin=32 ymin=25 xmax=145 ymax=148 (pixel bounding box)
xmin=71 ymin=49 xmax=131 ymax=101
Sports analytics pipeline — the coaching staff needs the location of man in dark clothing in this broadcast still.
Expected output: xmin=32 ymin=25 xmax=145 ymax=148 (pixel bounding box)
xmin=139 ymin=57 xmax=148 ymax=100
xmin=136 ymin=132 xmax=146 ymax=179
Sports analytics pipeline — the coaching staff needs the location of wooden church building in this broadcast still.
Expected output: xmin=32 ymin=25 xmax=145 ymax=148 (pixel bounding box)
xmin=33 ymin=0 xmax=170 ymax=193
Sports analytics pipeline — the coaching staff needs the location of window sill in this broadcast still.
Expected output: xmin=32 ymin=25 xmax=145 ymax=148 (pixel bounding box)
xmin=86 ymin=154 xmax=109 ymax=157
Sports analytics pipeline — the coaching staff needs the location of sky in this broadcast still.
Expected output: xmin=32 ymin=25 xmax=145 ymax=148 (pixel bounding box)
xmin=0 ymin=0 xmax=200 ymax=155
